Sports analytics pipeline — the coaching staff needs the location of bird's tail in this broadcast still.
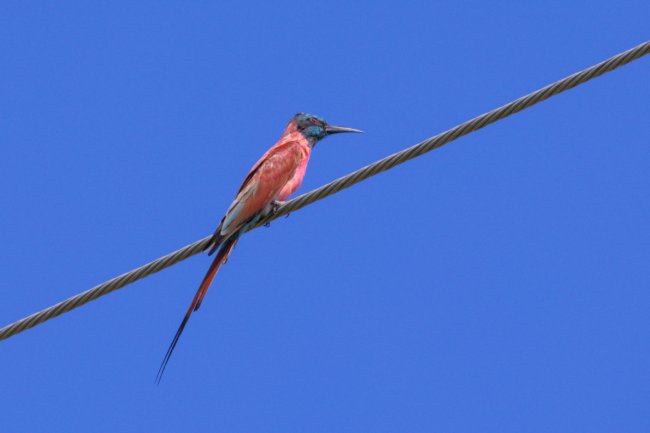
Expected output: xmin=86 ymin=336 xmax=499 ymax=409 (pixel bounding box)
xmin=155 ymin=236 xmax=239 ymax=384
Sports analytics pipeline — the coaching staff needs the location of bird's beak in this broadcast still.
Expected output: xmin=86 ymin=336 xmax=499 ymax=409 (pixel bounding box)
xmin=325 ymin=124 xmax=363 ymax=135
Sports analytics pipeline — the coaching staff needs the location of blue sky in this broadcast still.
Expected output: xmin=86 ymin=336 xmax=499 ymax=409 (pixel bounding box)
xmin=1 ymin=2 xmax=649 ymax=432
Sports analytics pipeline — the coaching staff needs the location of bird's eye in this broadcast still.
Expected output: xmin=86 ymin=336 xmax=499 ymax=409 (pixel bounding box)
xmin=310 ymin=118 xmax=319 ymax=125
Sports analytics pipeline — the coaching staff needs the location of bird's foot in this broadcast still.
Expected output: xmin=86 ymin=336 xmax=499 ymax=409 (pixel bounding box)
xmin=263 ymin=200 xmax=286 ymax=228
xmin=270 ymin=200 xmax=285 ymax=215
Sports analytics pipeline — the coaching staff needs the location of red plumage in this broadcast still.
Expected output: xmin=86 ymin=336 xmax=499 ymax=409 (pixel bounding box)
xmin=155 ymin=113 xmax=360 ymax=383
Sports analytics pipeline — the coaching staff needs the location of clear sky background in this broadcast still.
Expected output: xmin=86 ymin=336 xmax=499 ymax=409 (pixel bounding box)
xmin=1 ymin=2 xmax=649 ymax=432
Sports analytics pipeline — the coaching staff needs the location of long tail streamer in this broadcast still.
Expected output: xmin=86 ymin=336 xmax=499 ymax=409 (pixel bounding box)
xmin=155 ymin=237 xmax=238 ymax=384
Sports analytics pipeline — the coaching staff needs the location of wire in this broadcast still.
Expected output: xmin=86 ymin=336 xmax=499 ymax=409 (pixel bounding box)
xmin=1 ymin=40 xmax=649 ymax=342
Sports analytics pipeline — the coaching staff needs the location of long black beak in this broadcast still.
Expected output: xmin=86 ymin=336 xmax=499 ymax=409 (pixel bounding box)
xmin=325 ymin=124 xmax=363 ymax=135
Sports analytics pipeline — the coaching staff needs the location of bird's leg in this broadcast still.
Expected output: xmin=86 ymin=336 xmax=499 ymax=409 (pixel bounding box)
xmin=272 ymin=200 xmax=290 ymax=218
xmin=263 ymin=200 xmax=286 ymax=227
xmin=270 ymin=199 xmax=285 ymax=215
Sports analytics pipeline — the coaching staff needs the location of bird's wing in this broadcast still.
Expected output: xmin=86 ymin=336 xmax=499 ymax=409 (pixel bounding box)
xmin=219 ymin=140 xmax=303 ymax=238
xmin=206 ymin=139 xmax=304 ymax=254
xmin=236 ymin=141 xmax=287 ymax=194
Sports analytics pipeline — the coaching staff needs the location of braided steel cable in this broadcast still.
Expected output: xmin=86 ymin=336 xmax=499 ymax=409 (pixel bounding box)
xmin=256 ymin=40 xmax=650 ymax=225
xmin=1 ymin=40 xmax=648 ymax=341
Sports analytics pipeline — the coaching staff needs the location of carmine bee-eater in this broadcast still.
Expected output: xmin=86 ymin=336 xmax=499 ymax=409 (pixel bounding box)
xmin=155 ymin=112 xmax=362 ymax=383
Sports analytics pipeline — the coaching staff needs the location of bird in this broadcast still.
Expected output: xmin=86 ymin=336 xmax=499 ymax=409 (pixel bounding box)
xmin=155 ymin=112 xmax=362 ymax=383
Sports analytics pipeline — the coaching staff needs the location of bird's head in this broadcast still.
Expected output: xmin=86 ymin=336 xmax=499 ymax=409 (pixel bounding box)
xmin=292 ymin=112 xmax=362 ymax=146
